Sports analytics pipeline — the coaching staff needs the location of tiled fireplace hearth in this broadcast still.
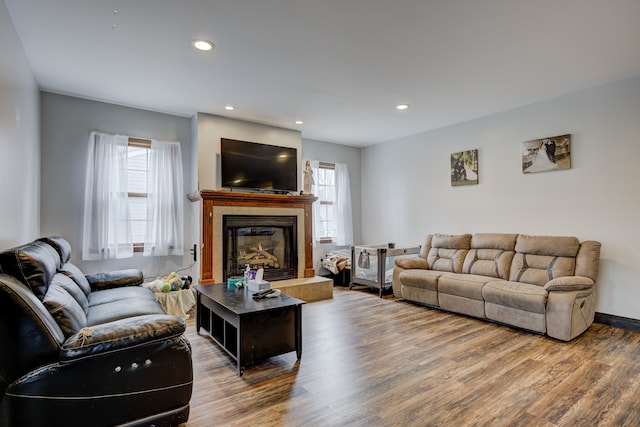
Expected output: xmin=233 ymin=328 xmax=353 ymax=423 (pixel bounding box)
xmin=190 ymin=190 xmax=317 ymax=285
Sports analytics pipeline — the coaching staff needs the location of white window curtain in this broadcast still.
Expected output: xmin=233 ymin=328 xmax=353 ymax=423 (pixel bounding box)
xmin=334 ymin=162 xmax=353 ymax=246
xmin=309 ymin=160 xmax=321 ymax=246
xmin=82 ymin=132 xmax=184 ymax=260
xmin=82 ymin=131 xmax=133 ymax=260
xmin=309 ymin=160 xmax=353 ymax=247
xmin=143 ymin=139 xmax=184 ymax=256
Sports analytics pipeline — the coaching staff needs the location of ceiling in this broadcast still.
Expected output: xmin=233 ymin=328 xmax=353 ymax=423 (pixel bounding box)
xmin=6 ymin=0 xmax=640 ymax=147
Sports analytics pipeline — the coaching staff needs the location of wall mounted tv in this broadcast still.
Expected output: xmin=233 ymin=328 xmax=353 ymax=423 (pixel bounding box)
xmin=220 ymin=138 xmax=298 ymax=193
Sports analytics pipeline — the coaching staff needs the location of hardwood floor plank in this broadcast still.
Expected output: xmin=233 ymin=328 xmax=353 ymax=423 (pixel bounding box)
xmin=182 ymin=287 xmax=640 ymax=426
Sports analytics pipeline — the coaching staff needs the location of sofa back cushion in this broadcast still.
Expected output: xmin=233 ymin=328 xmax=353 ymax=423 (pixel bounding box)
xmin=38 ymin=236 xmax=93 ymax=296
xmin=418 ymin=234 xmax=433 ymax=259
xmin=59 ymin=262 xmax=92 ymax=296
xmin=38 ymin=236 xmax=72 ymax=264
xmin=509 ymin=235 xmax=579 ymax=286
xmin=575 ymin=240 xmax=602 ymax=282
xmin=426 ymin=234 xmax=471 ymax=273
xmin=42 ymin=281 xmax=88 ymax=338
xmin=53 ymin=273 xmax=89 ymax=313
xmin=0 ymin=241 xmax=60 ymax=300
xmin=463 ymin=233 xmax=517 ymax=279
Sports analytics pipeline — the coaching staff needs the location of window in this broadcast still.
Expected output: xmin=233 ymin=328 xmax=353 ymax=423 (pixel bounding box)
xmin=309 ymin=160 xmax=353 ymax=247
xmin=126 ymin=138 xmax=151 ymax=251
xmin=82 ymin=131 xmax=184 ymax=260
xmin=314 ymin=162 xmax=337 ymax=243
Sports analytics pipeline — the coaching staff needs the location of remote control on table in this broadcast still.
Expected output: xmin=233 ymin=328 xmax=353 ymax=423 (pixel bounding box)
xmin=252 ymin=289 xmax=275 ymax=298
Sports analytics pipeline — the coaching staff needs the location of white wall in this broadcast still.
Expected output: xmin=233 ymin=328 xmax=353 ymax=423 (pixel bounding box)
xmin=0 ymin=1 xmax=40 ymax=247
xmin=196 ymin=113 xmax=302 ymax=190
xmin=40 ymin=93 xmax=197 ymax=281
xmin=361 ymin=75 xmax=640 ymax=319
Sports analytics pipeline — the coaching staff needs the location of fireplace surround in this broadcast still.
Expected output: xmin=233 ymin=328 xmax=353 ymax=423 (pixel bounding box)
xmin=223 ymin=214 xmax=297 ymax=282
xmin=190 ymin=190 xmax=317 ymax=284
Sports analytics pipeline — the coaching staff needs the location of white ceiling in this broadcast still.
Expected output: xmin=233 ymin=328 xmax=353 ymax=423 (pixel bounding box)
xmin=6 ymin=0 xmax=640 ymax=147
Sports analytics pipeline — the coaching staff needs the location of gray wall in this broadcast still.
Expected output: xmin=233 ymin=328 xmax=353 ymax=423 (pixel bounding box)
xmin=40 ymin=92 xmax=197 ymax=280
xmin=302 ymin=137 xmax=362 ymax=273
xmin=361 ymin=75 xmax=640 ymax=320
xmin=0 ymin=1 xmax=40 ymax=247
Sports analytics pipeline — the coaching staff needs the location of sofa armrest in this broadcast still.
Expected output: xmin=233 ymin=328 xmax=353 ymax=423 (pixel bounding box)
xmin=544 ymin=276 xmax=595 ymax=292
xmin=395 ymin=257 xmax=429 ymax=270
xmin=86 ymin=268 xmax=143 ymax=291
xmin=61 ymin=314 xmax=185 ymax=361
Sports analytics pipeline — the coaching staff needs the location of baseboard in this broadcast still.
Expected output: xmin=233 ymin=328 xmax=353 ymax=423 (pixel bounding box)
xmin=594 ymin=312 xmax=640 ymax=332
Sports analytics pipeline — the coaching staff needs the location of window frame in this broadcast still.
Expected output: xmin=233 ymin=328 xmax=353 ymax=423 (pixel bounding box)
xmin=315 ymin=161 xmax=336 ymax=244
xmin=127 ymin=137 xmax=151 ymax=252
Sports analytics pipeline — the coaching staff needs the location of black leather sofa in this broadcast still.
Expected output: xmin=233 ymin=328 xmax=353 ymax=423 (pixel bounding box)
xmin=0 ymin=237 xmax=193 ymax=427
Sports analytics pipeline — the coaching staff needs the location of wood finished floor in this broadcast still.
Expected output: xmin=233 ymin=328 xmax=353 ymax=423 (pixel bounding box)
xmin=182 ymin=287 xmax=640 ymax=427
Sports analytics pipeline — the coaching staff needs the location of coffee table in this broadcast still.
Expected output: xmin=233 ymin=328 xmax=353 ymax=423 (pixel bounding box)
xmin=194 ymin=284 xmax=305 ymax=376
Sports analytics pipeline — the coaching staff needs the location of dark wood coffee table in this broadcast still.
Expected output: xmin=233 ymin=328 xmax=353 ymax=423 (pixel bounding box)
xmin=194 ymin=284 xmax=305 ymax=376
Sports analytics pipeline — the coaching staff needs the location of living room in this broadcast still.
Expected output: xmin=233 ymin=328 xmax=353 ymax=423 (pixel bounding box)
xmin=2 ymin=1 xmax=640 ymax=426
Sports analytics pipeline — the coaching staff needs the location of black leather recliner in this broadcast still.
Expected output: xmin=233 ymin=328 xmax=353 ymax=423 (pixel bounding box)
xmin=0 ymin=237 xmax=193 ymax=427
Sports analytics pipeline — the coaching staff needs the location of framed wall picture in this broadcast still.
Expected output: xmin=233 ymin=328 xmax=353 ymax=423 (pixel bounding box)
xmin=451 ymin=149 xmax=478 ymax=186
xmin=522 ymin=134 xmax=571 ymax=174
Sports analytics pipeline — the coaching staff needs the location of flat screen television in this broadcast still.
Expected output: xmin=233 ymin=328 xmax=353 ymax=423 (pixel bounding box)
xmin=220 ymin=138 xmax=298 ymax=193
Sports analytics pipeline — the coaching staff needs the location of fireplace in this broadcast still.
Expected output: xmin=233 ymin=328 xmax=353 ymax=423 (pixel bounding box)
xmin=190 ymin=190 xmax=317 ymax=284
xmin=223 ymin=215 xmax=297 ymax=282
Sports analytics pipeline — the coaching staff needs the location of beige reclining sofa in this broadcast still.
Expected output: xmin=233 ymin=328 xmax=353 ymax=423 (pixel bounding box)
xmin=392 ymin=233 xmax=601 ymax=341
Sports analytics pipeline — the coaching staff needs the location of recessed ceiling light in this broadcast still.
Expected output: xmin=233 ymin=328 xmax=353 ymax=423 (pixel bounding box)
xmin=225 ymin=105 xmax=234 ymax=111
xmin=192 ymin=39 xmax=214 ymax=51
xmin=295 ymin=120 xmax=303 ymax=125
xmin=396 ymin=104 xmax=410 ymax=110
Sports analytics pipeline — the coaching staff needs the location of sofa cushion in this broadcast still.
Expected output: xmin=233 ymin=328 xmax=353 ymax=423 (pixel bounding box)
xmin=471 ymin=233 xmax=518 ymax=251
xmin=515 ymin=234 xmax=579 ymax=257
xmin=88 ymin=286 xmax=158 ymax=307
xmin=395 ymin=257 xmax=429 ymax=270
xmin=463 ymin=249 xmax=515 ymax=279
xmin=509 ymin=253 xmax=576 ymax=286
xmin=87 ymin=297 xmax=165 ymax=326
xmin=42 ymin=283 xmax=88 ymax=337
xmin=427 ymin=234 xmax=470 ymax=272
xmin=38 ymin=236 xmax=72 ymax=265
xmin=37 ymin=237 xmax=94 ymax=296
xmin=438 ymin=273 xmax=493 ymax=300
xmin=432 ymin=233 xmax=471 ymax=249
xmin=398 ymin=269 xmax=444 ymax=291
xmin=575 ymin=241 xmax=602 ymax=282
xmin=59 ymin=262 xmax=92 ymax=296
xmin=52 ymin=273 xmax=89 ymax=313
xmin=0 ymin=241 xmax=60 ymax=299
xmin=509 ymin=235 xmax=580 ymax=286
xmin=482 ymin=280 xmax=548 ymax=314
xmin=463 ymin=233 xmax=517 ymax=279
xmin=86 ymin=269 xmax=144 ymax=290
xmin=418 ymin=234 xmax=433 ymax=259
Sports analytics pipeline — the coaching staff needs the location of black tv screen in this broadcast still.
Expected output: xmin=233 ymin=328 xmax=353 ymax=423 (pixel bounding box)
xmin=220 ymin=138 xmax=298 ymax=192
